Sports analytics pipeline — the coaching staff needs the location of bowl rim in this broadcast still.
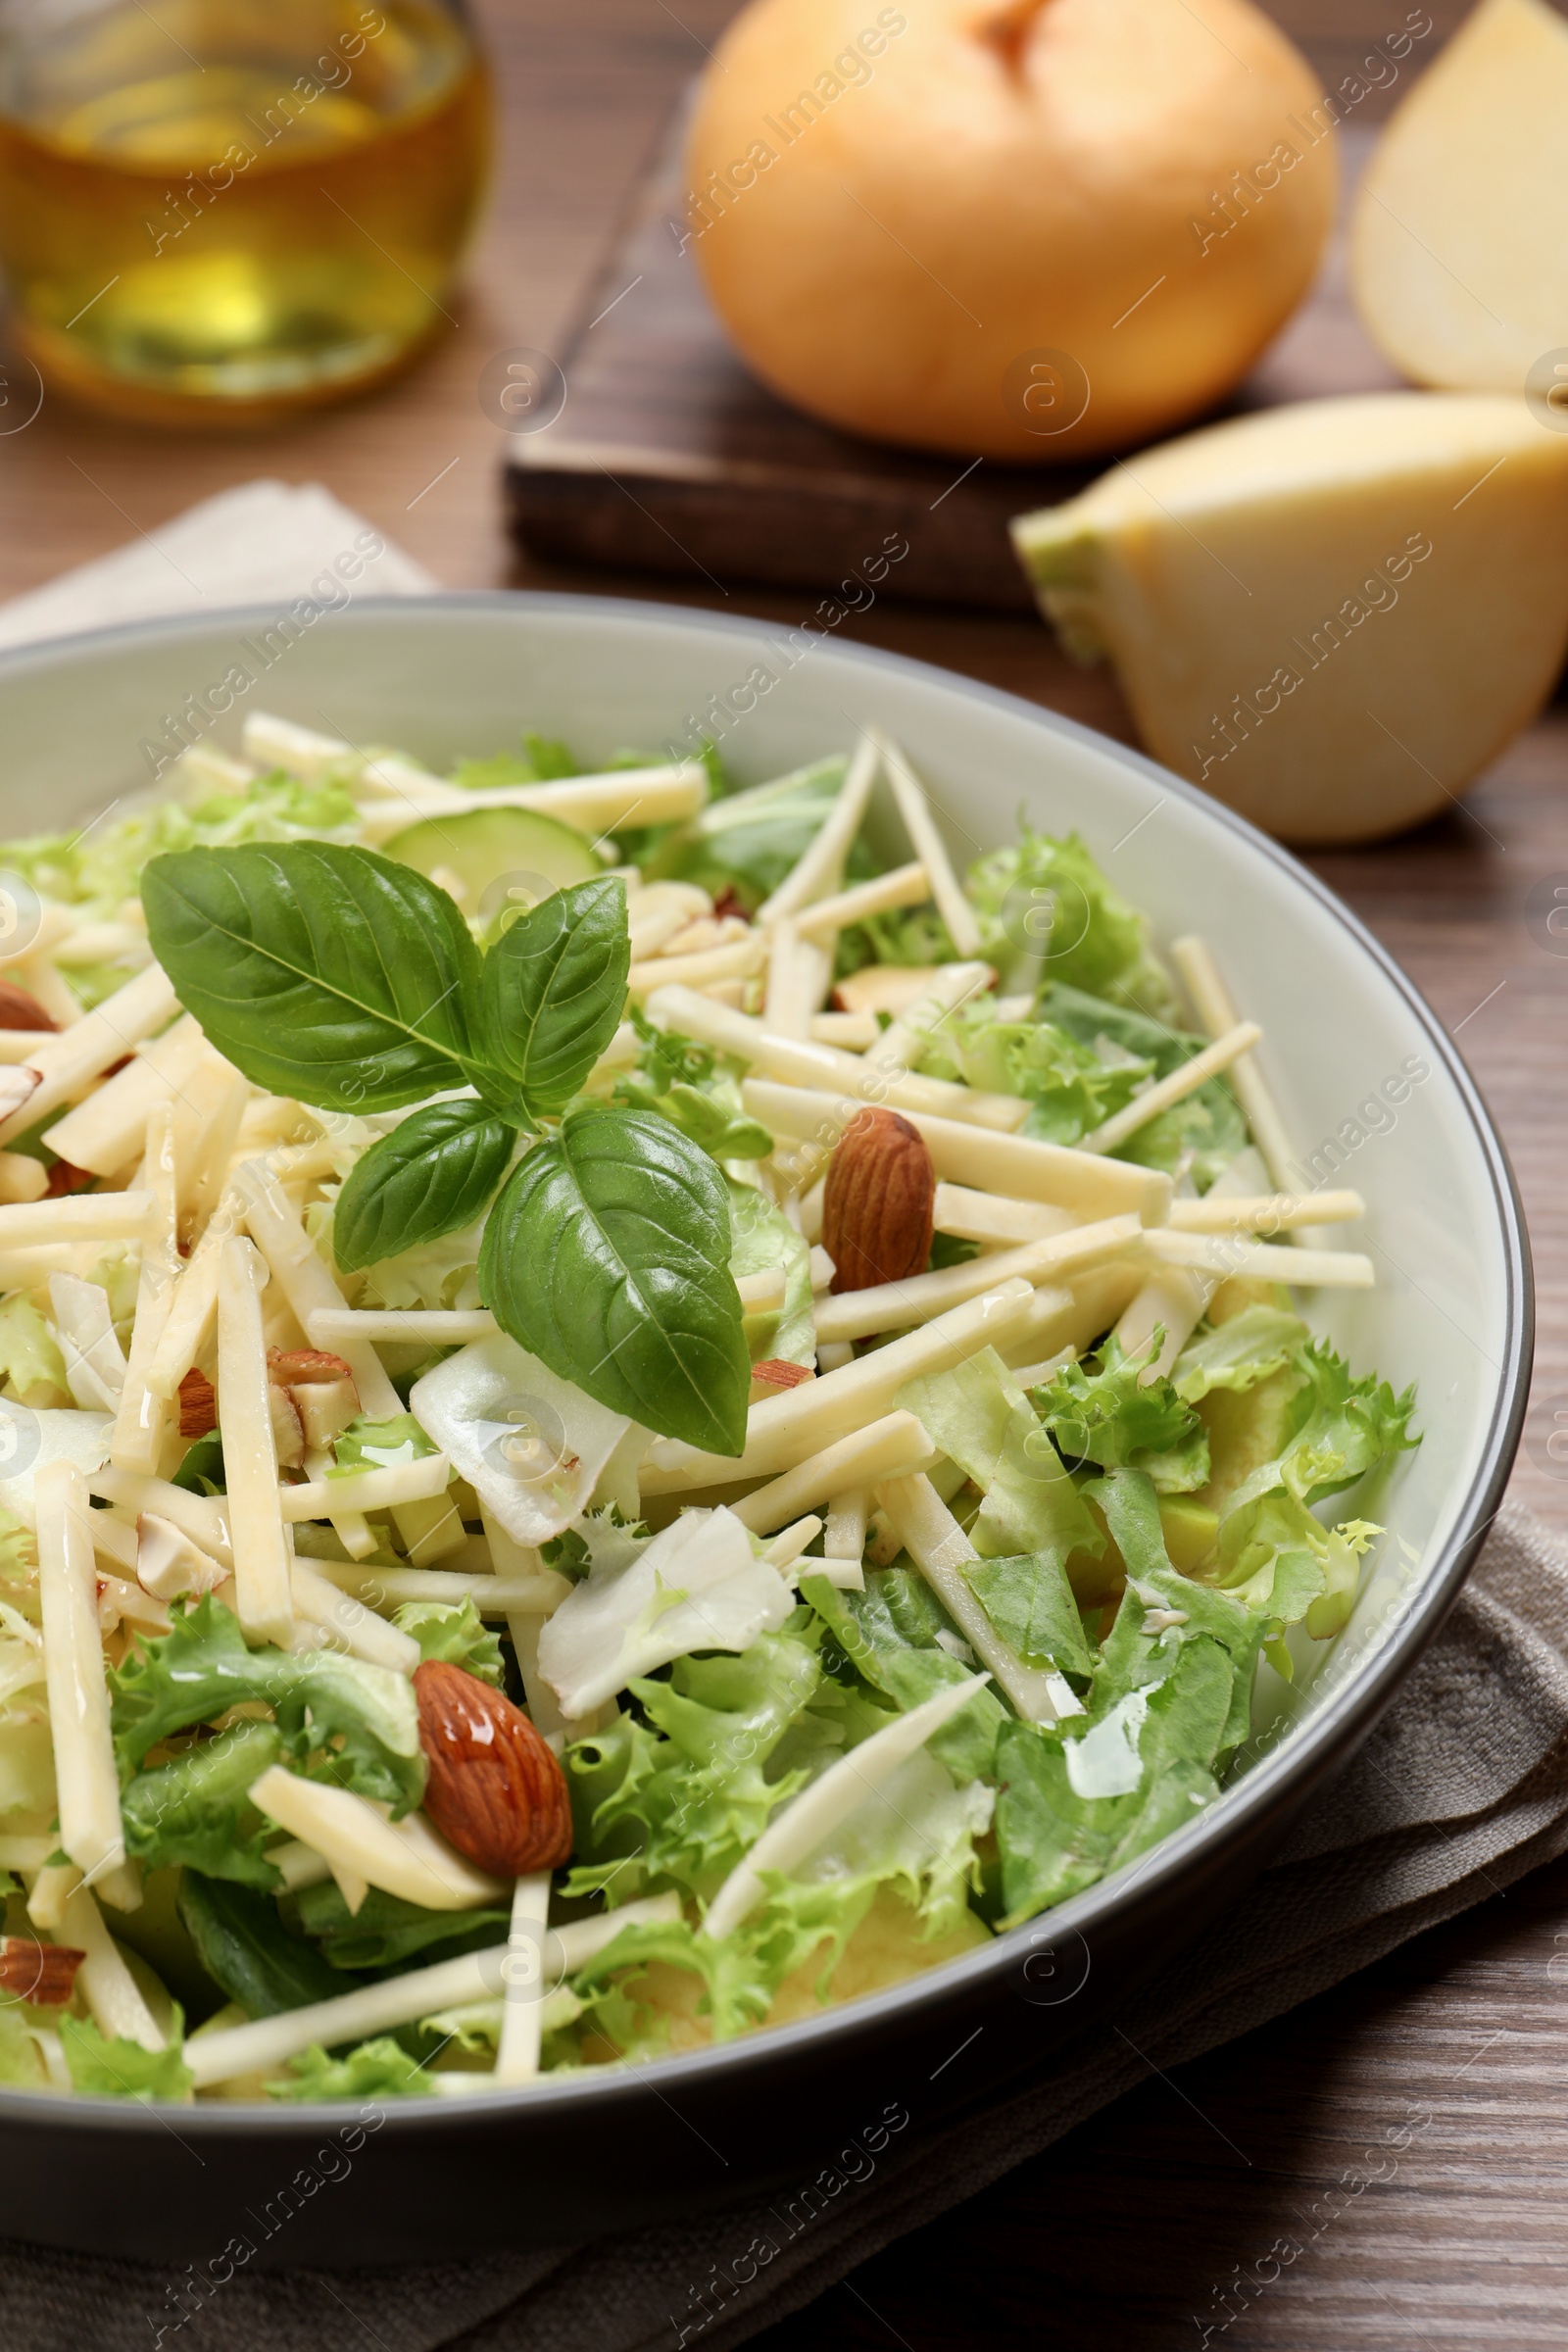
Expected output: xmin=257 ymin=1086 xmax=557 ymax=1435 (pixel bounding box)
xmin=0 ymin=586 xmax=1533 ymax=2138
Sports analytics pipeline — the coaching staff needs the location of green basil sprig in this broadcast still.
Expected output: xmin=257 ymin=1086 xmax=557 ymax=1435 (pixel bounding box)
xmin=143 ymin=847 xmax=750 ymax=1452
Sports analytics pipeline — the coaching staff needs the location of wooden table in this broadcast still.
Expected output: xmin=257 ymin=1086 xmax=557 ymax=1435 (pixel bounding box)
xmin=1 ymin=2 xmax=1563 ymax=2340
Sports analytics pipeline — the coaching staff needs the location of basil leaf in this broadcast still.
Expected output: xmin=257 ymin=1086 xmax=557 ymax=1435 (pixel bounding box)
xmin=479 ymin=1102 xmax=749 ymax=1454
xmin=142 ymin=843 xmax=481 ymax=1110
xmin=332 ymin=1100 xmax=516 ymax=1274
xmin=479 ymin=876 xmax=630 ymax=1118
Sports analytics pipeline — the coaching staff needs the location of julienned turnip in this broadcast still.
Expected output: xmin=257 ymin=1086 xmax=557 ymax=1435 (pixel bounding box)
xmin=684 ymin=0 xmax=1337 ymax=463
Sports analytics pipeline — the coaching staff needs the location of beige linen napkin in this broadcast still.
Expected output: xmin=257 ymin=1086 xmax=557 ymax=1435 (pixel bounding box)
xmin=0 ymin=480 xmax=436 ymax=653
xmin=2 ymin=1497 xmax=1565 ymax=2352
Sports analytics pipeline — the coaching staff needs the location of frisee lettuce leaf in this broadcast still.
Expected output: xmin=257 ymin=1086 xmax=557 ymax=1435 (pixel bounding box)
xmin=391 ymin=1598 xmax=505 ymax=1687
xmin=121 ymin=1716 xmax=286 ymax=1889
xmin=61 ymin=2011 xmax=192 ymax=2100
xmin=1030 ymin=1333 xmax=1209 ymax=1494
xmin=563 ymin=1627 xmax=824 ymax=1907
xmin=270 ymin=2037 xmax=433 ymax=2100
xmin=109 ymin=1594 xmax=424 ymax=1812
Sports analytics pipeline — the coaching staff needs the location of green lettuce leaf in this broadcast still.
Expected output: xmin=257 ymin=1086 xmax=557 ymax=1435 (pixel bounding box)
xmin=1030 ymin=1334 xmax=1209 ymax=1494
xmin=898 ymin=1345 xmax=1102 ymax=1566
xmin=802 ymin=1570 xmax=1005 ymax=1784
xmin=270 ymin=2037 xmax=433 ymax=2100
xmin=962 ymin=1552 xmax=1094 ymax=1678
xmin=391 ymin=1597 xmax=505 ymax=1687
xmin=120 ymin=1717 xmax=286 ymax=1888
xmin=1171 ymin=1305 xmax=1310 ymax=1402
xmin=562 ymin=1627 xmax=824 ymax=1907
xmin=294 ymin=1882 xmax=511 ymax=1971
xmin=643 ymin=758 xmax=866 ymax=909
xmin=1041 ymin=982 xmax=1247 ymax=1187
xmin=0 ymin=1294 xmax=67 ymax=1405
xmin=178 ymin=1872 xmax=353 ymax=2016
xmin=727 ymin=1180 xmax=815 ymax=1370
xmin=61 ymin=2011 xmax=192 ymax=2101
xmin=571 ymin=1760 xmax=991 ymax=2046
xmin=330 ymin=1409 xmax=441 ymax=1475
xmin=109 ymin=1594 xmax=424 ymax=1812
xmin=612 ymin=1011 xmax=772 ymax=1162
xmin=964 ymin=826 xmax=1175 ymax=1011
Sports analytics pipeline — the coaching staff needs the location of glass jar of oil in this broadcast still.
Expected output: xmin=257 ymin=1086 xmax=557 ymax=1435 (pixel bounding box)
xmin=0 ymin=0 xmax=491 ymax=424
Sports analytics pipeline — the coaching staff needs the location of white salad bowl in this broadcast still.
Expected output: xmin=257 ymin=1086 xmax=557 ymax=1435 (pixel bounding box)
xmin=0 ymin=593 xmax=1529 ymax=2264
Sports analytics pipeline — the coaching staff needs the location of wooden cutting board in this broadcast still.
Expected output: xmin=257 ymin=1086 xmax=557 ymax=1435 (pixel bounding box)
xmin=505 ymin=113 xmax=1401 ymax=611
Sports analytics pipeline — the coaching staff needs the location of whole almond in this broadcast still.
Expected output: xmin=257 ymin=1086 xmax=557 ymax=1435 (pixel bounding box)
xmin=415 ymin=1659 xmax=574 ymax=1876
xmin=0 ymin=980 xmax=55 ymax=1034
xmin=822 ymin=1107 xmax=935 ymax=1294
xmin=0 ymin=1936 xmax=85 ymax=2007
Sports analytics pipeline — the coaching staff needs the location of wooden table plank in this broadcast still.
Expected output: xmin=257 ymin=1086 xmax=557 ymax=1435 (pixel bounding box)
xmin=0 ymin=3 xmax=1563 ymax=2338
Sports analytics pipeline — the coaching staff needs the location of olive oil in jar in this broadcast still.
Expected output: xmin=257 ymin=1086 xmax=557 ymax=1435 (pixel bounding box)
xmin=0 ymin=0 xmax=491 ymax=423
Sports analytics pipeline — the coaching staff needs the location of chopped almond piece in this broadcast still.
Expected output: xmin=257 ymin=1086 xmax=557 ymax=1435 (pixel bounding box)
xmin=0 ymin=1936 xmax=85 ymax=2006
xmin=177 ymin=1368 xmax=217 ymax=1440
xmin=268 ymin=1382 xmax=306 ymax=1471
xmin=751 ymin=1358 xmax=814 ymax=1390
xmin=268 ymin=1347 xmax=354 ymax=1386
xmin=294 ymin=1376 xmax=359 ymax=1450
xmin=0 ymin=980 xmax=56 ymax=1033
xmin=45 ymin=1159 xmax=95 ymax=1199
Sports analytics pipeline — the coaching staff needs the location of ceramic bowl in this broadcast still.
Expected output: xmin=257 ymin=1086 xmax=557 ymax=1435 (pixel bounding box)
xmin=0 ymin=593 xmax=1530 ymax=2264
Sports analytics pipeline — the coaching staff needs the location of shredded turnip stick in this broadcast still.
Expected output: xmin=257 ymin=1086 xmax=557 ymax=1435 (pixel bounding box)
xmin=1081 ymin=1021 xmax=1261 ymax=1154
xmin=745 ymin=1080 xmax=1170 ymax=1221
xmin=1143 ymin=1232 xmax=1375 ymax=1287
xmin=359 ymin=763 xmax=710 ymax=844
xmin=110 ymin=1102 xmax=180 ymax=1475
xmin=91 ymin=1465 xmax=232 ymax=1562
xmin=875 ymin=1473 xmax=1075 ymax=1724
xmin=289 ymin=1560 xmax=421 ymax=1674
xmin=0 ymin=903 xmax=72 ymax=970
xmin=186 ymin=1894 xmax=683 ymax=2089
xmin=813 ymin=1212 xmax=1141 ymax=1346
xmin=873 ymin=732 xmax=984 ymax=958
xmin=1 ymin=964 xmax=178 ymax=1148
xmin=704 ymin=1671 xmax=989 ymax=1939
xmin=757 ymin=734 xmax=880 ymax=924
xmin=36 ymin=1459 xmax=127 ymax=1891
xmin=1168 ymin=1188 xmax=1364 ymax=1233
xmin=794 ymin=861 xmax=929 ymax=941
xmin=641 ymin=1277 xmax=1036 ymax=1494
xmin=482 ymin=1504 xmax=569 ymax=1737
xmin=818 ymin=1488 xmax=868 ymax=1591
xmin=180 ymin=1061 xmax=251 ymax=1247
xmin=763 ymin=914 xmax=808 ymax=1039
xmin=931 ymin=1182 xmax=1076 ymax=1247
xmin=494 ymin=1872 xmax=552 ymax=2084
xmin=303 ymin=1552 xmax=569 ymax=1615
xmin=625 ymin=937 xmax=767 ymax=996
xmin=729 ymin=1411 xmax=936 ymax=1534
xmin=146 ymin=1240 xmax=222 ymax=1398
xmin=306 ymin=1307 xmax=498 ymax=1347
xmin=218 ymin=1236 xmax=294 ymax=1646
xmin=235 ymin=1160 xmax=400 ymax=1415
xmin=278 ymin=1454 xmax=451 ymax=1521
xmin=0 ymin=1192 xmax=155 ymax=1249
xmin=646 ymin=985 xmax=1027 ymax=1134
xmin=249 ymin=1767 xmax=507 ymax=1912
xmin=63 ymin=1886 xmax=164 ymax=2054
xmin=41 ymin=1013 xmax=205 ymax=1178
xmin=1170 ymin=935 xmax=1298 ymax=1193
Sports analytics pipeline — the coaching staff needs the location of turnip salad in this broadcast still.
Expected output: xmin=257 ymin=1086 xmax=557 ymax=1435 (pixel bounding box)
xmin=0 ymin=713 xmax=1416 ymax=2104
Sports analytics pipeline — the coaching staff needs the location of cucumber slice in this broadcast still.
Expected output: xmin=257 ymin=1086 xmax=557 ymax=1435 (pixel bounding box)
xmin=382 ymin=806 xmax=601 ymax=919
